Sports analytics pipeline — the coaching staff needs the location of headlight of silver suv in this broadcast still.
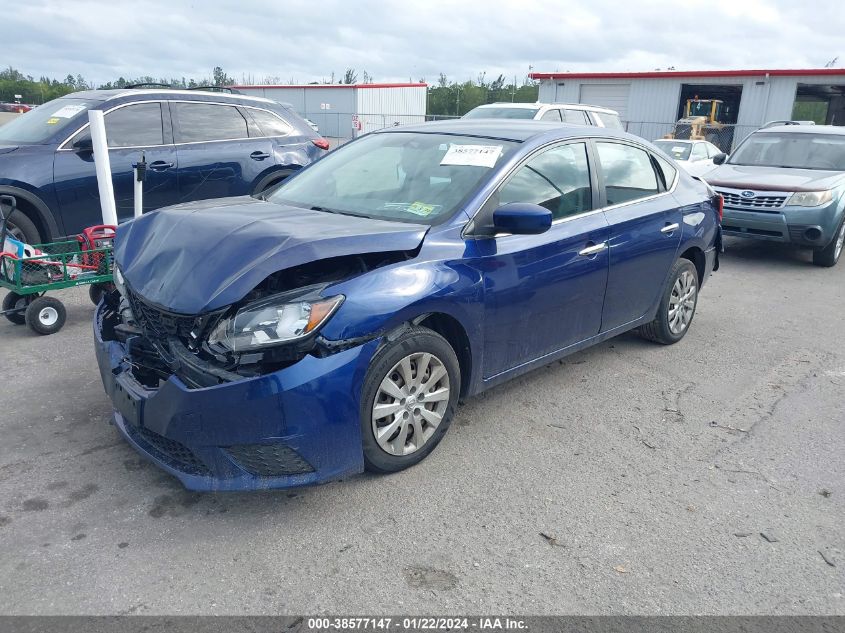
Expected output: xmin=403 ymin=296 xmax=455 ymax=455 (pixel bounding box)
xmin=207 ymin=293 xmax=343 ymax=353
xmin=785 ymin=190 xmax=833 ymax=207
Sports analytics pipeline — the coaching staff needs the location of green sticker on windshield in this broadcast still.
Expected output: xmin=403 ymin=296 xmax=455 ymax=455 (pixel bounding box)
xmin=407 ymin=201 xmax=438 ymax=216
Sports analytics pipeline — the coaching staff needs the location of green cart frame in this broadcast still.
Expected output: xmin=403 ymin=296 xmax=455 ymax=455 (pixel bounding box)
xmin=1 ymin=195 xmax=115 ymax=335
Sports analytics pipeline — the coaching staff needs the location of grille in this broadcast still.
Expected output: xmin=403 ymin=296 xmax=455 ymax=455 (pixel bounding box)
xmin=226 ymin=444 xmax=315 ymax=477
xmin=126 ymin=289 xmax=199 ymax=340
xmin=132 ymin=426 xmax=211 ymax=476
xmin=718 ymin=189 xmax=787 ymax=211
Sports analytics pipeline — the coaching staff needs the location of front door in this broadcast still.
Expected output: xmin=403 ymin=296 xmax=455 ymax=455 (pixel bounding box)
xmin=594 ymin=140 xmax=682 ymax=332
xmin=170 ymin=101 xmax=276 ymax=202
xmin=474 ymin=141 xmax=610 ymax=378
xmin=53 ymin=101 xmax=178 ymax=233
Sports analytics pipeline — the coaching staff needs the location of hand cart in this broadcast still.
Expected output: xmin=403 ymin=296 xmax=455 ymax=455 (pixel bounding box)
xmin=0 ymin=195 xmax=116 ymax=335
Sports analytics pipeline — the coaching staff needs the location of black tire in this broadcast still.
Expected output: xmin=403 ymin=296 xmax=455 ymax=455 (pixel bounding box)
xmin=360 ymin=326 xmax=461 ymax=474
xmin=4 ymin=210 xmax=41 ymax=245
xmin=24 ymin=296 xmax=66 ymax=335
xmin=639 ymin=259 xmax=699 ymax=345
xmin=2 ymin=291 xmax=30 ymax=325
xmin=812 ymin=217 xmax=845 ymax=268
xmin=88 ymin=282 xmax=113 ymax=306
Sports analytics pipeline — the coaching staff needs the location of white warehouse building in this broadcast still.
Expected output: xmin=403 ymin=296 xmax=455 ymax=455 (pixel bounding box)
xmin=530 ymin=68 xmax=845 ymax=149
xmin=231 ymin=82 xmax=427 ymax=138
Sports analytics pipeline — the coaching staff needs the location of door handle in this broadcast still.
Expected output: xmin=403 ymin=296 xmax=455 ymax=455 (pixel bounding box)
xmin=660 ymin=223 xmax=680 ymax=234
xmin=578 ymin=242 xmax=607 ymax=256
xmin=148 ymin=161 xmax=174 ymax=171
xmin=250 ymin=151 xmax=271 ymax=160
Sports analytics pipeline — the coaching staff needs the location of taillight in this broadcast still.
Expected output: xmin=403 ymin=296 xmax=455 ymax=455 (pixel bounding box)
xmin=311 ymin=138 xmax=330 ymax=151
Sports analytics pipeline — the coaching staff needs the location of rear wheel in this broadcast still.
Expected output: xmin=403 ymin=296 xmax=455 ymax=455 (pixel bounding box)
xmin=361 ymin=327 xmax=460 ymax=473
xmin=2 ymin=291 xmax=31 ymax=325
xmin=25 ymin=296 xmax=66 ymax=335
xmin=812 ymin=217 xmax=845 ymax=267
xmin=639 ymin=259 xmax=699 ymax=345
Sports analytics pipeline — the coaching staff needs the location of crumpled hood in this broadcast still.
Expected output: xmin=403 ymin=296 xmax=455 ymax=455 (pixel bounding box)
xmin=706 ymin=164 xmax=845 ymax=192
xmin=0 ymin=145 xmax=20 ymax=156
xmin=115 ymin=196 xmax=428 ymax=314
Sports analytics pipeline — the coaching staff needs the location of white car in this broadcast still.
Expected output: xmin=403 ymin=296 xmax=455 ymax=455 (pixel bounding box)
xmin=652 ymin=139 xmax=725 ymax=177
xmin=463 ymin=102 xmax=623 ymax=129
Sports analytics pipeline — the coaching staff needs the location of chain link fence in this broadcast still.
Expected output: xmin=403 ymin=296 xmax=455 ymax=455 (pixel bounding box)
xmin=624 ymin=121 xmax=758 ymax=153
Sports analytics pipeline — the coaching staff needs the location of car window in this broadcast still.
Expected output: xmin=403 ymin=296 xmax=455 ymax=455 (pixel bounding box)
xmin=270 ymin=132 xmax=518 ymax=225
xmin=592 ymin=111 xmax=624 ymax=130
xmin=690 ymin=143 xmax=708 ymax=160
xmin=103 ymin=103 xmax=164 ymax=147
xmin=729 ymin=132 xmax=845 ymax=170
xmin=563 ymin=109 xmax=589 ymax=125
xmin=651 ymin=153 xmax=678 ymax=190
xmin=596 ymin=142 xmax=660 ymax=205
xmin=499 ymin=142 xmax=592 ymax=220
xmin=172 ymin=102 xmax=249 ymax=143
xmin=541 ymin=109 xmax=562 ymax=122
xmin=0 ymin=97 xmax=97 ymax=144
xmin=462 ymin=107 xmax=539 ymax=119
xmin=247 ymin=108 xmax=293 ymax=137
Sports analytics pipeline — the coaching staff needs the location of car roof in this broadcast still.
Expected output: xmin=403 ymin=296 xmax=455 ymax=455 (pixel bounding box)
xmin=375 ymin=118 xmax=633 ymax=143
xmin=757 ymin=124 xmax=845 ymax=135
xmin=67 ymin=88 xmax=277 ymax=106
xmin=474 ymin=101 xmax=618 ymax=114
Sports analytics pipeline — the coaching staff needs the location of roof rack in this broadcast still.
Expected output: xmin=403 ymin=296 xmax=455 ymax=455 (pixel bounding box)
xmin=188 ymin=86 xmax=242 ymax=94
xmin=124 ymin=82 xmax=173 ymax=89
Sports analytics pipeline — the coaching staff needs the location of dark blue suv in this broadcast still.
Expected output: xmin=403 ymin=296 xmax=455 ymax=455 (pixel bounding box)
xmin=0 ymin=88 xmax=326 ymax=243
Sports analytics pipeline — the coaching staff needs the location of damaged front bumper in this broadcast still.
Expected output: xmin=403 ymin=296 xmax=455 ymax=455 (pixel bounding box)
xmin=94 ymin=299 xmax=379 ymax=491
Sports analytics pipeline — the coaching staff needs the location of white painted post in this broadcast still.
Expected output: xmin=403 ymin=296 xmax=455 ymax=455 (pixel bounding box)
xmin=88 ymin=110 xmax=118 ymax=226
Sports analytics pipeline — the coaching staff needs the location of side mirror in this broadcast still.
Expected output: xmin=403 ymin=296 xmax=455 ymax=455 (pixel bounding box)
xmin=72 ymin=136 xmax=93 ymax=153
xmin=492 ymin=202 xmax=552 ymax=235
xmin=712 ymin=152 xmax=728 ymax=165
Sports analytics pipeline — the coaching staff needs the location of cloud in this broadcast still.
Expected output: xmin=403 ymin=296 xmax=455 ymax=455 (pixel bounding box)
xmin=5 ymin=0 xmax=844 ymax=86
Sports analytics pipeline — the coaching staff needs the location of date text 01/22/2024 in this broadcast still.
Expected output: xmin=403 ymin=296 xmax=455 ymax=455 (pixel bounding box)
xmin=305 ymin=617 xmax=528 ymax=630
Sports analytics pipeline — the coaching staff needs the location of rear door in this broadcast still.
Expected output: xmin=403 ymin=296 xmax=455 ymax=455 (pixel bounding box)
xmin=595 ymin=140 xmax=681 ymax=332
xmin=54 ymin=101 xmax=178 ymax=231
xmin=171 ymin=101 xmax=276 ymax=202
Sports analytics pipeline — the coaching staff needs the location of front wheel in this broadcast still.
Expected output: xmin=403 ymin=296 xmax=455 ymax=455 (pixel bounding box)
xmin=813 ymin=217 xmax=845 ymax=267
xmin=639 ymin=259 xmax=699 ymax=345
xmin=360 ymin=327 xmax=461 ymax=473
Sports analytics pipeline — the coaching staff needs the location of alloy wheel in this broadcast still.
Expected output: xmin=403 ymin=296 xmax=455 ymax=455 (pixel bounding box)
xmin=835 ymin=221 xmax=845 ymax=262
xmin=668 ymin=269 xmax=697 ymax=335
xmin=372 ymin=352 xmax=451 ymax=456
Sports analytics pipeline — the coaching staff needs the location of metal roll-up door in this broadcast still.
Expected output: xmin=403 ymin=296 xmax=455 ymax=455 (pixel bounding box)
xmin=579 ymin=84 xmax=631 ymax=121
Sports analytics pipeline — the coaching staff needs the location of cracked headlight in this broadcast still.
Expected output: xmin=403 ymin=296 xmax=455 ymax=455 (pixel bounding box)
xmin=207 ymin=294 xmax=343 ymax=353
xmin=785 ymin=190 xmax=833 ymax=207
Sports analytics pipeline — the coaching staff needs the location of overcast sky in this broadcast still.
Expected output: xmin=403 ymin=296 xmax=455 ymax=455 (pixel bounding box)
xmin=6 ymin=0 xmax=844 ymax=86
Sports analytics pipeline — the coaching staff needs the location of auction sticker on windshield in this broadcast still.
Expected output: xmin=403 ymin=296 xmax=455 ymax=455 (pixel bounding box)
xmin=52 ymin=104 xmax=87 ymax=118
xmin=440 ymin=144 xmax=503 ymax=168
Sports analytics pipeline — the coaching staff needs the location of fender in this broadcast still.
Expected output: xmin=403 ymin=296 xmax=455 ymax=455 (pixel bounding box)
xmin=0 ymin=185 xmax=60 ymax=239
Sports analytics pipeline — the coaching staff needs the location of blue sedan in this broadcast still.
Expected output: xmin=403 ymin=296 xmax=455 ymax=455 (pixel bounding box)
xmin=95 ymin=120 xmax=722 ymax=491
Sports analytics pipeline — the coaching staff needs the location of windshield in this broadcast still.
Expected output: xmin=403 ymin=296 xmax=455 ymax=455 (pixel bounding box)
xmin=269 ymin=132 xmax=518 ymax=224
xmin=653 ymin=140 xmax=692 ymax=161
xmin=729 ymin=132 xmax=845 ymax=171
xmin=0 ymin=98 xmax=98 ymax=144
xmin=463 ymin=107 xmax=539 ymax=120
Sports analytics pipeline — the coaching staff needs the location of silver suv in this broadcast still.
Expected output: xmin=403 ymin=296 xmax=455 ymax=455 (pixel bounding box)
xmin=463 ymin=102 xmax=623 ymax=129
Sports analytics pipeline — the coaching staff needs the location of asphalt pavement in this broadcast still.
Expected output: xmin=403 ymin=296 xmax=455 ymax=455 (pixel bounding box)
xmin=0 ymin=237 xmax=843 ymax=614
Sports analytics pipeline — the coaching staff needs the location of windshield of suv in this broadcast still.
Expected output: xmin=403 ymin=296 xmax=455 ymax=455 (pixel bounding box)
xmin=269 ymin=132 xmax=518 ymax=224
xmin=0 ymin=98 xmax=98 ymax=144
xmin=653 ymin=140 xmax=692 ymax=161
xmin=729 ymin=132 xmax=845 ymax=171
xmin=463 ymin=107 xmax=539 ymax=120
